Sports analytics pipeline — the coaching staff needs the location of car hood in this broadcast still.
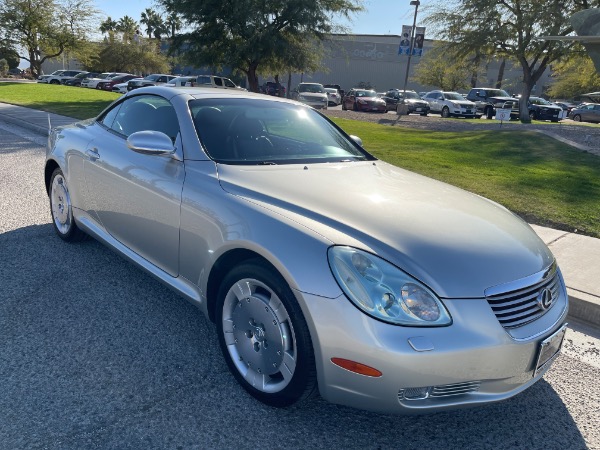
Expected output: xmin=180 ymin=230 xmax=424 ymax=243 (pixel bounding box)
xmin=217 ymin=161 xmax=554 ymax=298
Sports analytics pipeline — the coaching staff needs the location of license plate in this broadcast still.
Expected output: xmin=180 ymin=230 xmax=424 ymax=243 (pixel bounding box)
xmin=372 ymin=107 xmax=379 ymax=111
xmin=534 ymin=323 xmax=567 ymax=377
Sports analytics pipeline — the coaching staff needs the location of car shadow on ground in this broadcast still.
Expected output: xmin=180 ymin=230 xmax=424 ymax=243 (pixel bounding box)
xmin=0 ymin=224 xmax=589 ymax=449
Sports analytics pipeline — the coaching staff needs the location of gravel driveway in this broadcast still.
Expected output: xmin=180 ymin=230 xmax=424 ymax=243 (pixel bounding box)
xmin=323 ymin=110 xmax=600 ymax=156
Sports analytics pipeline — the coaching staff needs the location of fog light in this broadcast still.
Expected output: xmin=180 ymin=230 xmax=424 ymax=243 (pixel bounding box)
xmin=400 ymin=386 xmax=432 ymax=400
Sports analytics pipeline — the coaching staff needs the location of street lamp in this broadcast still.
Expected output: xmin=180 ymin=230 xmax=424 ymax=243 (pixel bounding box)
xmin=402 ymin=0 xmax=420 ymax=94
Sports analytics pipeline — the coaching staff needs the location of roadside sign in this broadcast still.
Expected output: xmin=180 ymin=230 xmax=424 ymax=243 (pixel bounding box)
xmin=495 ymin=108 xmax=511 ymax=121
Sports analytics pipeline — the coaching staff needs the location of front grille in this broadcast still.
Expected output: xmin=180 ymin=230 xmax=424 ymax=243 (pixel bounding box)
xmin=486 ymin=269 xmax=560 ymax=329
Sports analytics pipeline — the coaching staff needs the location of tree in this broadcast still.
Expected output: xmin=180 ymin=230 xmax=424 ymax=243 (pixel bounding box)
xmin=158 ymin=0 xmax=362 ymax=92
xmin=425 ymin=0 xmax=600 ymax=122
xmin=164 ymin=11 xmax=181 ymax=38
xmin=0 ymin=58 xmax=8 ymax=76
xmin=140 ymin=8 xmax=165 ymax=40
xmin=0 ymin=0 xmax=99 ymax=78
xmin=116 ymin=15 xmax=138 ymax=43
xmin=95 ymin=38 xmax=170 ymax=74
xmin=547 ymin=52 xmax=600 ymax=99
xmin=0 ymin=45 xmax=20 ymax=68
xmin=100 ymin=16 xmax=118 ymax=43
xmin=412 ymin=42 xmax=477 ymax=90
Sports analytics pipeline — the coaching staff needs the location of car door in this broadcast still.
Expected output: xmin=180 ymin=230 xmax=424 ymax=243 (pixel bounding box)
xmin=593 ymin=105 xmax=600 ymax=122
xmin=83 ymin=94 xmax=185 ymax=276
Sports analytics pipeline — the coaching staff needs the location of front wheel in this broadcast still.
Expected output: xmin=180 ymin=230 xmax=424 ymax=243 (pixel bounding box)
xmin=420 ymin=112 xmax=428 ymax=116
xmin=441 ymin=106 xmax=450 ymax=118
xmin=573 ymin=114 xmax=582 ymax=122
xmin=49 ymin=168 xmax=87 ymax=242
xmin=216 ymin=260 xmax=317 ymax=407
xmin=529 ymin=111 xmax=537 ymax=121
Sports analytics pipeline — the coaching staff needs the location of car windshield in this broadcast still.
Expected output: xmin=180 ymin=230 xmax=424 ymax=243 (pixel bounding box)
xmin=531 ymin=97 xmax=552 ymax=105
xmin=403 ymin=92 xmax=421 ymax=99
xmin=485 ymin=89 xmax=510 ymax=97
xmin=444 ymin=92 xmax=466 ymax=101
xmin=298 ymin=84 xmax=325 ymax=93
xmin=145 ymin=74 xmax=161 ymax=81
xmin=356 ymin=91 xmax=376 ymax=98
xmin=74 ymin=72 xmax=88 ymax=79
xmin=190 ymin=98 xmax=374 ymax=165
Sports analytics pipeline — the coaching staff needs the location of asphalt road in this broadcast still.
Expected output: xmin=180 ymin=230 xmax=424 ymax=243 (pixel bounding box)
xmin=1 ymin=122 xmax=599 ymax=449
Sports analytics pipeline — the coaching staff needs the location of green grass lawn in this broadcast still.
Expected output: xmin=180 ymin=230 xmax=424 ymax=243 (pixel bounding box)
xmin=1 ymin=83 xmax=598 ymax=237
xmin=0 ymin=82 xmax=119 ymax=119
xmin=331 ymin=118 xmax=600 ymax=238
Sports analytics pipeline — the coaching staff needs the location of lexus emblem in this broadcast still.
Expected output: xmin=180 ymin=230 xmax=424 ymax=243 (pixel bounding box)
xmin=537 ymin=288 xmax=554 ymax=310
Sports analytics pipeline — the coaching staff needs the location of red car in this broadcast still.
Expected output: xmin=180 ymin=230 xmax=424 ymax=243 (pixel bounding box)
xmin=97 ymin=74 xmax=137 ymax=91
xmin=342 ymin=89 xmax=387 ymax=112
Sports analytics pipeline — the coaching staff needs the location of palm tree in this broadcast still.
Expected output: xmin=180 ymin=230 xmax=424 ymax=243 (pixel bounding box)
xmin=164 ymin=11 xmax=182 ymax=38
xmin=140 ymin=8 xmax=156 ymax=39
xmin=116 ymin=15 xmax=139 ymax=43
xmin=100 ymin=17 xmax=118 ymax=43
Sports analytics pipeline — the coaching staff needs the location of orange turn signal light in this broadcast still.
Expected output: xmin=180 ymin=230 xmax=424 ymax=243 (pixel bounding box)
xmin=331 ymin=358 xmax=382 ymax=377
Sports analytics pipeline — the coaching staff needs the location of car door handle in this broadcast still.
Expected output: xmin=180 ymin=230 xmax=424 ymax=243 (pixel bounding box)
xmin=86 ymin=148 xmax=100 ymax=161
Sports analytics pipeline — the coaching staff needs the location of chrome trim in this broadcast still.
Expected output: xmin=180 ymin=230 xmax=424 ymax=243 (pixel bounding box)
xmin=485 ymin=261 xmax=557 ymax=297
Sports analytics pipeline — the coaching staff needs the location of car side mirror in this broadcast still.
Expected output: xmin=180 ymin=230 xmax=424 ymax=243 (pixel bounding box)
xmin=349 ymin=135 xmax=363 ymax=147
xmin=127 ymin=130 xmax=176 ymax=155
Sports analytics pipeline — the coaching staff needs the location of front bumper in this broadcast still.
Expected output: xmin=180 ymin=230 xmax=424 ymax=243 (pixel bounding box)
xmin=297 ymin=278 xmax=568 ymax=414
xmin=357 ymin=102 xmax=386 ymax=112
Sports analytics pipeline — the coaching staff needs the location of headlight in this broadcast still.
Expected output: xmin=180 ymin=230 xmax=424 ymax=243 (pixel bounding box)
xmin=328 ymin=247 xmax=452 ymax=326
xmin=450 ymin=102 xmax=459 ymax=108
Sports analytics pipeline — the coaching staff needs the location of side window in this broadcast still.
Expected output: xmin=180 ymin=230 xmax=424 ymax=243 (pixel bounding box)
xmin=158 ymin=76 xmax=167 ymax=83
xmin=99 ymin=103 xmax=122 ymax=129
xmin=224 ymin=78 xmax=235 ymax=88
xmin=109 ymin=95 xmax=180 ymax=141
xmin=214 ymin=77 xmax=223 ymax=87
xmin=198 ymin=76 xmax=211 ymax=85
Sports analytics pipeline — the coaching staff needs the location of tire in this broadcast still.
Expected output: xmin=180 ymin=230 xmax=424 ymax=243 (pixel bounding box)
xmin=353 ymin=102 xmax=358 ymax=111
xmin=342 ymin=101 xmax=347 ymax=111
xmin=485 ymin=106 xmax=494 ymax=119
xmin=216 ymin=260 xmax=317 ymax=407
xmin=49 ymin=168 xmax=87 ymax=242
xmin=475 ymin=115 xmax=482 ymax=119
xmin=573 ymin=114 xmax=582 ymax=122
xmin=50 ymin=79 xmax=60 ymax=85
xmin=441 ymin=106 xmax=450 ymax=118
xmin=529 ymin=111 xmax=537 ymax=121
xmin=420 ymin=112 xmax=428 ymax=116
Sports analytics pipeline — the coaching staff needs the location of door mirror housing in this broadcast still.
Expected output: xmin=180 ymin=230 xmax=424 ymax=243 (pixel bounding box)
xmin=127 ymin=130 xmax=176 ymax=155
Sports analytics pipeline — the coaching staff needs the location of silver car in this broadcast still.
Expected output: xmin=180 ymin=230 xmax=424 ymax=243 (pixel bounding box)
xmin=45 ymin=86 xmax=568 ymax=414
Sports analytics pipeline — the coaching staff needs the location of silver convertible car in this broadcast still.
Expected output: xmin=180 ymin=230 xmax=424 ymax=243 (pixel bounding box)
xmin=45 ymin=86 xmax=568 ymax=414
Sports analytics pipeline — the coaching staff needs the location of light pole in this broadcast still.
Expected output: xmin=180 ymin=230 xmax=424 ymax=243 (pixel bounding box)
xmin=402 ymin=0 xmax=420 ymax=93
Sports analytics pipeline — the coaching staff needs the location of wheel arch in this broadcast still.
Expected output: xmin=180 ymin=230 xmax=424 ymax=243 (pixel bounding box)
xmin=206 ymin=248 xmax=279 ymax=323
xmin=44 ymin=159 xmax=60 ymax=195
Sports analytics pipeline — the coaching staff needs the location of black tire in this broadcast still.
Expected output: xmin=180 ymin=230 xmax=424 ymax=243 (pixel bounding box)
xmin=342 ymin=101 xmax=346 ymax=111
xmin=573 ymin=114 xmax=582 ymax=122
xmin=49 ymin=168 xmax=87 ymax=242
xmin=485 ymin=106 xmax=494 ymax=119
xmin=441 ymin=106 xmax=450 ymax=118
xmin=475 ymin=115 xmax=482 ymax=119
xmin=529 ymin=111 xmax=537 ymax=121
xmin=50 ymin=79 xmax=60 ymax=85
xmin=420 ymin=112 xmax=428 ymax=116
xmin=216 ymin=259 xmax=317 ymax=407
xmin=353 ymin=102 xmax=358 ymax=111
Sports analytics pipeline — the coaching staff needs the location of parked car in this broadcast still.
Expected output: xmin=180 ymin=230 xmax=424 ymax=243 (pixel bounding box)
xmin=382 ymin=89 xmax=430 ymax=115
xmin=8 ymin=68 xmax=24 ymax=76
xmin=97 ymin=74 xmax=137 ymax=91
xmin=261 ymin=81 xmax=286 ymax=97
xmin=568 ymin=102 xmax=600 ymax=123
xmin=127 ymin=74 xmax=177 ymax=91
xmin=324 ymin=84 xmax=345 ymax=99
xmin=466 ymin=88 xmax=519 ymax=119
xmin=45 ymin=86 xmax=568 ymax=414
xmin=113 ymin=78 xmax=143 ymax=94
xmin=324 ymin=87 xmax=342 ymax=106
xmin=185 ymin=75 xmax=245 ymax=90
xmin=81 ymin=72 xmax=126 ymax=89
xmin=423 ymin=90 xmax=477 ymax=118
xmin=63 ymin=72 xmax=100 ymax=87
xmin=527 ymin=97 xmax=563 ymax=122
xmin=38 ymin=70 xmax=85 ymax=84
xmin=342 ymin=88 xmax=386 ymax=112
xmin=553 ymin=101 xmax=577 ymax=116
xmin=291 ymin=83 xmax=329 ymax=110
xmin=166 ymin=76 xmax=196 ymax=87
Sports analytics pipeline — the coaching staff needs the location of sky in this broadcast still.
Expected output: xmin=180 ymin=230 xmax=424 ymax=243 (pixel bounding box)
xmin=94 ymin=0 xmax=431 ymax=36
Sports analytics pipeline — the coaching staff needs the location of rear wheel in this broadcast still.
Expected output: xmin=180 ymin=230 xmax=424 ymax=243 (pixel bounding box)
xmin=216 ymin=260 xmax=317 ymax=407
xmin=573 ymin=114 xmax=582 ymax=122
xmin=441 ymin=106 xmax=450 ymax=118
xmin=49 ymin=168 xmax=87 ymax=242
xmin=50 ymin=79 xmax=60 ymax=85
